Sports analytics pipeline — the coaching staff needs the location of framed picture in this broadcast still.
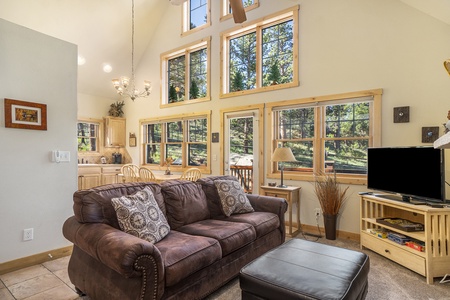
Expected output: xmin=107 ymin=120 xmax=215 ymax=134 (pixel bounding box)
xmin=4 ymin=98 xmax=47 ymax=131
xmin=129 ymin=133 xmax=137 ymax=147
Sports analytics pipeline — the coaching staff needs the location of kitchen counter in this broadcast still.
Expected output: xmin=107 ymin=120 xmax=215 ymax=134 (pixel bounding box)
xmin=78 ymin=164 xmax=124 ymax=167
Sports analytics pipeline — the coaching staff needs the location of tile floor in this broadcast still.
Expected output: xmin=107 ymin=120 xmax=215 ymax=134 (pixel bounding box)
xmin=0 ymin=256 xmax=83 ymax=300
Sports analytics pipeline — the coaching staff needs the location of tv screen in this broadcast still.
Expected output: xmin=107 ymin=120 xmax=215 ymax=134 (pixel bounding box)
xmin=367 ymin=146 xmax=445 ymax=203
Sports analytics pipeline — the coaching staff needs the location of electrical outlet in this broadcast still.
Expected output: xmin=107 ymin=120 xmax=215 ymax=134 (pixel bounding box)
xmin=23 ymin=228 xmax=33 ymax=241
xmin=314 ymin=208 xmax=321 ymax=217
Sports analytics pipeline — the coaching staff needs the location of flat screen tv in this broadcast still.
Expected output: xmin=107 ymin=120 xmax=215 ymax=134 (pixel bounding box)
xmin=367 ymin=146 xmax=445 ymax=203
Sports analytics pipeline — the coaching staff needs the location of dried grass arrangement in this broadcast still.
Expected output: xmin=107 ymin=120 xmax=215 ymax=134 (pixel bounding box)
xmin=313 ymin=171 xmax=349 ymax=215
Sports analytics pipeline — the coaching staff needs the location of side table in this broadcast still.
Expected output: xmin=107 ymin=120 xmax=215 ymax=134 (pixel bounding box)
xmin=260 ymin=185 xmax=301 ymax=237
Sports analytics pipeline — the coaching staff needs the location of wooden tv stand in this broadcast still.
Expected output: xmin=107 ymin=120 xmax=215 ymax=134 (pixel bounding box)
xmin=360 ymin=194 xmax=450 ymax=284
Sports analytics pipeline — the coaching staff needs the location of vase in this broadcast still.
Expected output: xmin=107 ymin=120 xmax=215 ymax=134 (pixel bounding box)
xmin=323 ymin=214 xmax=337 ymax=240
xmin=165 ymin=166 xmax=171 ymax=175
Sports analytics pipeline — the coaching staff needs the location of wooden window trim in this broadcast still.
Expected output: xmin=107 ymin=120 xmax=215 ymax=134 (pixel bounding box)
xmin=219 ymin=0 xmax=260 ymax=22
xmin=181 ymin=0 xmax=211 ymax=37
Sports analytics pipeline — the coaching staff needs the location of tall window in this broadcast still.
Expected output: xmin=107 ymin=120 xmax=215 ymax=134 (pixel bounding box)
xmin=182 ymin=0 xmax=210 ymax=35
xmin=77 ymin=121 xmax=99 ymax=152
xmin=268 ymin=89 xmax=382 ymax=184
xmin=142 ymin=112 xmax=210 ymax=171
xmin=161 ymin=38 xmax=211 ymax=106
xmin=221 ymin=6 xmax=299 ymax=98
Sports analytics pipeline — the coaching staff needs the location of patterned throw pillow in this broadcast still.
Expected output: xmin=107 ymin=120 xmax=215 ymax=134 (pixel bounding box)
xmin=111 ymin=187 xmax=170 ymax=244
xmin=214 ymin=180 xmax=254 ymax=217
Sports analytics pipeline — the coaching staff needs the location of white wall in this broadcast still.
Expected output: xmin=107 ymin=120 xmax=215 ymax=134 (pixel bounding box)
xmin=0 ymin=19 xmax=77 ymax=263
xmin=120 ymin=0 xmax=450 ymax=234
xmin=78 ymin=93 xmax=115 ymax=119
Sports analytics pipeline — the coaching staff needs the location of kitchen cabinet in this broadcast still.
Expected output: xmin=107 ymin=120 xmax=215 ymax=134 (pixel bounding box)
xmin=78 ymin=166 xmax=101 ymax=190
xmin=104 ymin=116 xmax=126 ymax=147
xmin=101 ymin=166 xmax=122 ymax=185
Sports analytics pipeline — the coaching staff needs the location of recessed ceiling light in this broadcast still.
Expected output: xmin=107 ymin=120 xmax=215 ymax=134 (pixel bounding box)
xmin=78 ymin=55 xmax=86 ymax=66
xmin=103 ymin=64 xmax=112 ymax=73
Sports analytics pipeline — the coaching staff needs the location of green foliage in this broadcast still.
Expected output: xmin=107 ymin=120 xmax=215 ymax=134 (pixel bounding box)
xmin=190 ymin=80 xmax=199 ymax=99
xmin=231 ymin=71 xmax=245 ymax=92
xmin=268 ymin=61 xmax=281 ymax=85
xmin=108 ymin=101 xmax=125 ymax=117
xmin=168 ymin=85 xmax=177 ymax=103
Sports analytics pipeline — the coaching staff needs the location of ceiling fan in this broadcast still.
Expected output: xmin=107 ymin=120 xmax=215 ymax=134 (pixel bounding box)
xmin=169 ymin=0 xmax=246 ymax=23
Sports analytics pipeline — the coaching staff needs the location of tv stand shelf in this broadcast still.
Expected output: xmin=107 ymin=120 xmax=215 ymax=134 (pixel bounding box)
xmin=360 ymin=194 xmax=450 ymax=284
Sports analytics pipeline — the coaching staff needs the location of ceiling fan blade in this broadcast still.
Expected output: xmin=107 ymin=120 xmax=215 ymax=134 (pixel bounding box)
xmin=230 ymin=0 xmax=247 ymax=23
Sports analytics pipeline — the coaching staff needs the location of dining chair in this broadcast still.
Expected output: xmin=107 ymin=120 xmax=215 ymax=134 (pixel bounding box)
xmin=180 ymin=168 xmax=202 ymax=182
xmin=139 ymin=167 xmax=157 ymax=183
xmin=121 ymin=164 xmax=139 ymax=182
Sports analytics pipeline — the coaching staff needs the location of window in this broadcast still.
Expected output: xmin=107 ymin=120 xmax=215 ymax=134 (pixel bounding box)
xmin=221 ymin=6 xmax=299 ymax=98
xmin=182 ymin=0 xmax=210 ymax=35
xmin=220 ymin=0 xmax=260 ymax=22
xmin=267 ymin=89 xmax=382 ymax=184
xmin=77 ymin=121 xmax=99 ymax=152
xmin=161 ymin=38 xmax=211 ymax=106
xmin=141 ymin=112 xmax=211 ymax=171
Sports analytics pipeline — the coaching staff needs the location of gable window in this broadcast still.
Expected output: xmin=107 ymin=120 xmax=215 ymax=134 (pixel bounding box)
xmin=141 ymin=112 xmax=211 ymax=172
xmin=267 ymin=89 xmax=382 ymax=184
xmin=220 ymin=0 xmax=260 ymax=22
xmin=182 ymin=0 xmax=210 ymax=35
xmin=221 ymin=6 xmax=299 ymax=98
xmin=161 ymin=38 xmax=211 ymax=107
xmin=77 ymin=121 xmax=99 ymax=152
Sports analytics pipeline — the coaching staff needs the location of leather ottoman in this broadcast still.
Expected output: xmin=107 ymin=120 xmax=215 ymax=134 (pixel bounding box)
xmin=239 ymin=239 xmax=370 ymax=300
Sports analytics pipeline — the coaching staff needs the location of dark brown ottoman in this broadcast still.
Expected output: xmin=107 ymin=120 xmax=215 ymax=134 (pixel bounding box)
xmin=239 ymin=239 xmax=370 ymax=300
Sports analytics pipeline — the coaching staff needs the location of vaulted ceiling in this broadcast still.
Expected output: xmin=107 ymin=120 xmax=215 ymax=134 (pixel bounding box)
xmin=1 ymin=0 xmax=449 ymax=100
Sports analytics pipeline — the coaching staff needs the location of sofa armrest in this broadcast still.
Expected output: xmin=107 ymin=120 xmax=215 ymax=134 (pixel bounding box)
xmin=247 ymin=194 xmax=288 ymax=238
xmin=63 ymin=216 xmax=164 ymax=281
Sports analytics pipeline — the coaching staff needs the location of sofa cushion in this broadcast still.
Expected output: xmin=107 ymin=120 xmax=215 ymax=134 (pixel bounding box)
xmin=161 ymin=180 xmax=210 ymax=230
xmin=73 ymin=182 xmax=166 ymax=229
xmin=213 ymin=212 xmax=280 ymax=238
xmin=155 ymin=230 xmax=222 ymax=287
xmin=197 ymin=175 xmax=239 ymax=217
xmin=111 ymin=187 xmax=170 ymax=244
xmin=214 ymin=180 xmax=254 ymax=217
xmin=177 ymin=219 xmax=256 ymax=256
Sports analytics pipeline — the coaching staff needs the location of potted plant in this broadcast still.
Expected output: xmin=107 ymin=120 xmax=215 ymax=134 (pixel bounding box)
xmin=313 ymin=171 xmax=349 ymax=240
xmin=108 ymin=101 xmax=125 ymax=117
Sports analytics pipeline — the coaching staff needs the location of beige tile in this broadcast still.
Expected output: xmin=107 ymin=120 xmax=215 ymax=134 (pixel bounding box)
xmin=23 ymin=284 xmax=79 ymax=300
xmin=53 ymin=268 xmax=71 ymax=285
xmin=0 ymin=265 xmax=51 ymax=287
xmin=0 ymin=287 xmax=15 ymax=300
xmin=9 ymin=273 xmax=62 ymax=300
xmin=0 ymin=279 xmax=5 ymax=288
xmin=42 ymin=256 xmax=70 ymax=272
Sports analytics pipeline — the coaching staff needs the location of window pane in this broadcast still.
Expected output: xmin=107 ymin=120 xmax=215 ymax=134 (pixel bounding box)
xmin=188 ymin=144 xmax=207 ymax=166
xmin=146 ymin=124 xmax=161 ymax=143
xmin=166 ymin=144 xmax=183 ymax=165
xmin=262 ymin=20 xmax=294 ymax=86
xmin=229 ymin=32 xmax=257 ymax=92
xmin=326 ymin=103 xmax=370 ymax=137
xmin=188 ymin=118 xmax=207 ymax=142
xmin=146 ymin=144 xmax=160 ymax=164
xmin=167 ymin=121 xmax=183 ymax=142
xmin=281 ymin=141 xmax=314 ymax=170
xmin=168 ymin=55 xmax=186 ymax=103
xmin=190 ymin=0 xmax=207 ymax=29
xmin=77 ymin=122 xmax=98 ymax=152
xmin=230 ymin=117 xmax=253 ymax=156
xmin=190 ymin=49 xmax=207 ymax=99
xmin=228 ymin=0 xmax=255 ymax=14
xmin=278 ymin=107 xmax=314 ymax=139
xmin=324 ymin=139 xmax=368 ymax=174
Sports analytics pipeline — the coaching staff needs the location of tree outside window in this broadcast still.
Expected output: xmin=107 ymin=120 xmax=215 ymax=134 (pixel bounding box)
xmin=77 ymin=122 xmax=99 ymax=152
xmin=144 ymin=124 xmax=162 ymax=164
xmin=229 ymin=33 xmax=256 ymax=92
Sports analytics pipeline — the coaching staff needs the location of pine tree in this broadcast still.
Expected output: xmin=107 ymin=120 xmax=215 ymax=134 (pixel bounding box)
xmin=168 ymin=85 xmax=177 ymax=103
xmin=268 ymin=61 xmax=281 ymax=85
xmin=231 ymin=72 xmax=244 ymax=92
xmin=190 ymin=80 xmax=199 ymax=99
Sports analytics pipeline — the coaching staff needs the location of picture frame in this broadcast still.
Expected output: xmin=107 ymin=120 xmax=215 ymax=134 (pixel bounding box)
xmin=4 ymin=98 xmax=47 ymax=131
xmin=129 ymin=133 xmax=137 ymax=147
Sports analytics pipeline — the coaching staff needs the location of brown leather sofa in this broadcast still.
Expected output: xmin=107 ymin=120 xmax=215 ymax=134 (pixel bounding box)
xmin=62 ymin=176 xmax=287 ymax=300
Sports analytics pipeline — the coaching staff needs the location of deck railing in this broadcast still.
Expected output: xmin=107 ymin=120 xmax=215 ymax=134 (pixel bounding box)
xmin=230 ymin=165 xmax=253 ymax=193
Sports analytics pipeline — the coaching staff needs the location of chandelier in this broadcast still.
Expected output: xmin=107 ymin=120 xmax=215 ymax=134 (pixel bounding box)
xmin=112 ymin=0 xmax=151 ymax=101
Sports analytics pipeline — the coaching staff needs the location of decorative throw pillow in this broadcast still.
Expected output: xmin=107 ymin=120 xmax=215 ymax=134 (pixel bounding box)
xmin=214 ymin=180 xmax=254 ymax=217
xmin=111 ymin=187 xmax=170 ymax=244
